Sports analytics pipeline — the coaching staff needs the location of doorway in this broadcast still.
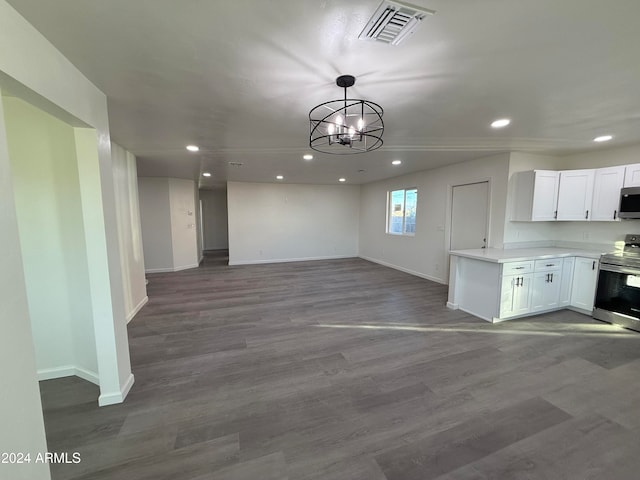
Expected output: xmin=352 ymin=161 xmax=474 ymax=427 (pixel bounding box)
xmin=450 ymin=181 xmax=490 ymax=250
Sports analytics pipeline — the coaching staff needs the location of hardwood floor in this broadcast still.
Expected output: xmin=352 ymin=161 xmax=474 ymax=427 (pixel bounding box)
xmin=40 ymin=251 xmax=640 ymax=479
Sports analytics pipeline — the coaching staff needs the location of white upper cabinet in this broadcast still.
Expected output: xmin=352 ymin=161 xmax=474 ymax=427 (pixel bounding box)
xmin=512 ymin=170 xmax=559 ymax=221
xmin=556 ymin=169 xmax=595 ymax=221
xmin=624 ymin=163 xmax=640 ymax=187
xmin=591 ymin=166 xmax=625 ymax=221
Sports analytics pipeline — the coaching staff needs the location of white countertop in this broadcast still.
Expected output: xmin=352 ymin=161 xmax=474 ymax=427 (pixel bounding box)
xmin=449 ymin=247 xmax=604 ymax=263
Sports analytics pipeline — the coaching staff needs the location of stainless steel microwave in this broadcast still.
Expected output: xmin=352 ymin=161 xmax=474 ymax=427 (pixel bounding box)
xmin=619 ymin=187 xmax=640 ymax=219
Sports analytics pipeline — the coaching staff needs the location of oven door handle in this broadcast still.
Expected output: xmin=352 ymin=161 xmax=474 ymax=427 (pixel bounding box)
xmin=599 ymin=263 xmax=640 ymax=275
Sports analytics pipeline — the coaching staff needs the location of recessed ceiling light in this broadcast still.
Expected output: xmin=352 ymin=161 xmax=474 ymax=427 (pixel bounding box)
xmin=594 ymin=135 xmax=613 ymax=142
xmin=339 ymin=178 xmax=346 ymax=183
xmin=202 ymin=172 xmax=211 ymax=177
xmin=392 ymin=160 xmax=402 ymax=165
xmin=276 ymin=175 xmax=284 ymax=180
xmin=186 ymin=145 xmax=199 ymax=152
xmin=303 ymin=154 xmax=314 ymax=161
xmin=491 ymin=118 xmax=511 ymax=128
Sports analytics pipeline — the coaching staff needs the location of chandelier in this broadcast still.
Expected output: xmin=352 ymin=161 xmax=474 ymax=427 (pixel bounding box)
xmin=309 ymin=75 xmax=384 ymax=154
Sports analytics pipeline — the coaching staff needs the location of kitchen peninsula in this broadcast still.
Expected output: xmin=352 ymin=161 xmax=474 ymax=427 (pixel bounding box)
xmin=447 ymin=247 xmax=603 ymax=322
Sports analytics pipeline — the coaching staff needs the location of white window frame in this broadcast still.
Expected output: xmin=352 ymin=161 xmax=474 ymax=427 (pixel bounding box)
xmin=386 ymin=188 xmax=417 ymax=236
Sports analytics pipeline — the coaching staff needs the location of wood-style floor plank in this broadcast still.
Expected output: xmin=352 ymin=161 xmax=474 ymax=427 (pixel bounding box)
xmin=38 ymin=251 xmax=640 ymax=480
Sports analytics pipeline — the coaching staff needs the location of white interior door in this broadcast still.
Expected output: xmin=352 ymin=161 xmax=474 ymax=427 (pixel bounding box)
xmin=450 ymin=181 xmax=489 ymax=250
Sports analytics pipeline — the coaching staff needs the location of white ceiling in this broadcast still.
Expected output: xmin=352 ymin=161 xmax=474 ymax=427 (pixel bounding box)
xmin=7 ymin=0 xmax=640 ymax=188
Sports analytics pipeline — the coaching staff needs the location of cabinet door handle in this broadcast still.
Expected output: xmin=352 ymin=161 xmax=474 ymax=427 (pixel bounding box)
xmin=550 ymin=273 xmax=554 ymax=282
xmin=585 ymin=210 xmax=589 ymax=219
xmin=514 ymin=267 xmax=525 ymax=270
xmin=554 ymin=210 xmax=558 ymax=219
xmin=614 ymin=210 xmax=617 ymax=220
xmin=545 ymin=273 xmax=550 ymax=283
xmin=592 ymin=261 xmax=596 ymax=270
xmin=545 ymin=264 xmax=554 ymax=267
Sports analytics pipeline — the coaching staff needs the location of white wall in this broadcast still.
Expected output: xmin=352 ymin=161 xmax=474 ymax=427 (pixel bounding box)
xmin=111 ymin=142 xmax=148 ymax=322
xmin=227 ymin=182 xmax=360 ymax=265
xmin=0 ymin=88 xmax=51 ymax=480
xmin=138 ymin=177 xmax=199 ymax=272
xmin=4 ymin=95 xmax=99 ymax=383
xmin=359 ymin=153 xmax=510 ymax=284
xmin=138 ymin=177 xmax=173 ymax=271
xmin=201 ymin=189 xmax=229 ymax=250
xmin=0 ymin=0 xmax=133 ymax=411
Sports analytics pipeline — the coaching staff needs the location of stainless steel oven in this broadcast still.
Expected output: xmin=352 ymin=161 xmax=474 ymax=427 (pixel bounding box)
xmin=594 ymin=234 xmax=640 ymax=332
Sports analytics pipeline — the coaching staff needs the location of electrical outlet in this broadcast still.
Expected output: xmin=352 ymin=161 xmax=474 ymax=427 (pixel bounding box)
xmin=435 ymin=263 xmax=440 ymax=272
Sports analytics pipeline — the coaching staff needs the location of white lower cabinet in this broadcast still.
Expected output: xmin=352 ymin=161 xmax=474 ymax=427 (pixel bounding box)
xmin=449 ymin=251 xmax=600 ymax=323
xmin=559 ymin=257 xmax=575 ymax=307
xmin=570 ymin=256 xmax=599 ymax=312
xmin=499 ymin=257 xmax=576 ymax=319
xmin=531 ymin=270 xmax=562 ymax=312
xmin=500 ymin=273 xmax=533 ymax=319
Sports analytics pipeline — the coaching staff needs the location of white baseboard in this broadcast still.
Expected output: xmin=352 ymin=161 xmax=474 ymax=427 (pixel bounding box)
xmin=145 ymin=266 xmax=175 ymax=273
xmin=228 ymin=254 xmax=356 ymax=266
xmin=454 ymin=306 xmax=493 ymax=322
xmin=38 ymin=365 xmax=99 ymax=385
xmin=98 ymin=373 xmax=135 ymax=407
xmin=490 ymin=316 xmax=510 ymax=323
xmin=75 ymin=367 xmax=100 ymax=385
xmin=446 ymin=301 xmax=459 ymax=310
xmin=127 ymin=296 xmax=148 ymax=323
xmin=38 ymin=366 xmax=74 ymax=381
xmin=174 ymin=263 xmax=199 ymax=271
xmin=145 ymin=263 xmax=199 ymax=273
xmin=359 ymin=255 xmax=447 ymax=285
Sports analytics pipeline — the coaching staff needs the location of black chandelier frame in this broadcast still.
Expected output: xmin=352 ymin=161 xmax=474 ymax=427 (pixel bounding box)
xmin=309 ymin=75 xmax=384 ymax=155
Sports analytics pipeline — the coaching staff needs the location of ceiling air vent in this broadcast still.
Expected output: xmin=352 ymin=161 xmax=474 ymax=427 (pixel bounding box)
xmin=359 ymin=0 xmax=435 ymax=46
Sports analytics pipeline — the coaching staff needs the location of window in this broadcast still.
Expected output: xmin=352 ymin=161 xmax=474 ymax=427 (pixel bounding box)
xmin=387 ymin=188 xmax=417 ymax=235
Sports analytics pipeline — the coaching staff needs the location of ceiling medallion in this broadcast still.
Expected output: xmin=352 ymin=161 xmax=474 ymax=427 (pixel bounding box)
xmin=309 ymin=75 xmax=384 ymax=155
